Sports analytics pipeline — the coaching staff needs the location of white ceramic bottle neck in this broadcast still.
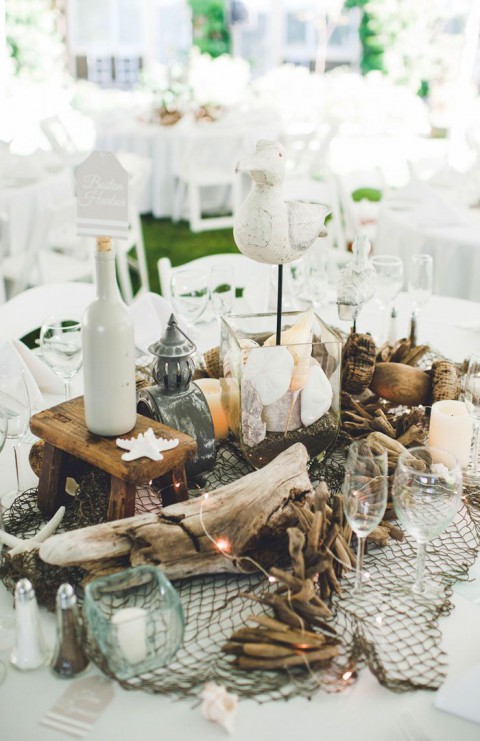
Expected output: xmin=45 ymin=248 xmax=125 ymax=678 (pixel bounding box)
xmin=95 ymin=249 xmax=120 ymax=301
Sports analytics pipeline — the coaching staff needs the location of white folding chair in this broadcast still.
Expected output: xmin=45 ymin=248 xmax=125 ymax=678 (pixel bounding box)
xmin=1 ymin=208 xmax=95 ymax=299
xmin=158 ymin=253 xmax=271 ymax=311
xmin=40 ymin=116 xmax=78 ymax=158
xmin=171 ymin=126 xmax=249 ymax=232
xmin=0 ymin=283 xmax=95 ymax=340
xmin=336 ymin=168 xmax=385 ymax=246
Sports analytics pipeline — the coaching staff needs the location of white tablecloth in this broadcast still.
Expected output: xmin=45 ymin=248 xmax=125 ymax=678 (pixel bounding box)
xmin=1 ymin=293 xmax=480 ymax=740
xmin=375 ymin=193 xmax=480 ymax=302
xmin=0 ymin=168 xmax=74 ymax=256
xmin=95 ymin=111 xmax=280 ymax=218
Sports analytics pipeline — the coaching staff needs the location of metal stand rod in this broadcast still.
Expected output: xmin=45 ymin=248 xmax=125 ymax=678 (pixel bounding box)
xmin=276 ymin=264 xmax=283 ymax=346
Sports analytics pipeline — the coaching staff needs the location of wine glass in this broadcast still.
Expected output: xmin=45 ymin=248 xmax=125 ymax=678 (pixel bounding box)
xmin=370 ymin=255 xmax=404 ymax=343
xmin=40 ymin=316 xmax=82 ymax=401
xmin=463 ymin=354 xmax=480 ymax=479
xmin=392 ymin=446 xmax=462 ymax=597
xmin=0 ymin=366 xmax=31 ymax=496
xmin=408 ymin=253 xmax=433 ymax=343
xmin=306 ymin=247 xmax=331 ymax=310
xmin=209 ymin=265 xmax=235 ymax=317
xmin=170 ymin=269 xmax=210 ymax=330
xmin=342 ymin=441 xmax=388 ymax=594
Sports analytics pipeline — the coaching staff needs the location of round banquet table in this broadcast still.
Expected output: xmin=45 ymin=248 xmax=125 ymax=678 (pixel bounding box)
xmin=375 ymin=190 xmax=480 ymax=303
xmin=0 ymin=167 xmax=74 ymax=257
xmin=1 ymin=292 xmax=480 ymax=740
xmin=94 ymin=110 xmax=281 ymax=218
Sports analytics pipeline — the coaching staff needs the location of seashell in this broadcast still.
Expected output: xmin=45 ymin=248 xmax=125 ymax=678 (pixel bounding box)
xmin=301 ymin=364 xmax=333 ymax=427
xmin=243 ymin=345 xmax=294 ymax=407
xmin=264 ymin=308 xmax=314 ymax=393
xmin=264 ymin=390 xmax=301 ymax=432
xmin=241 ymin=379 xmax=266 ymax=446
xmin=223 ymin=338 xmax=259 ymax=378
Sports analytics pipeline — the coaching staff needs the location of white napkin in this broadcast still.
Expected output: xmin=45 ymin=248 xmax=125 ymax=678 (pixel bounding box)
xmin=1 ymin=154 xmax=45 ymax=183
xmin=384 ymin=179 xmax=432 ymax=206
xmin=413 ymin=198 xmax=466 ymax=227
xmin=129 ymin=292 xmax=179 ymax=354
xmin=0 ymin=339 xmax=64 ymax=410
xmin=435 ymin=664 xmax=480 ymax=725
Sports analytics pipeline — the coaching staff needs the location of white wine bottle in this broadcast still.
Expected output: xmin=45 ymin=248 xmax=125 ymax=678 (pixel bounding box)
xmin=82 ymin=236 xmax=137 ymax=435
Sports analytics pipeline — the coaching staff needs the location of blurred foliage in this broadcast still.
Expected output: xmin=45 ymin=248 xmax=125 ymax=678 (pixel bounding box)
xmin=5 ymin=0 xmax=66 ymax=82
xmin=188 ymin=0 xmax=230 ymax=57
xmin=344 ymin=0 xmax=392 ymax=74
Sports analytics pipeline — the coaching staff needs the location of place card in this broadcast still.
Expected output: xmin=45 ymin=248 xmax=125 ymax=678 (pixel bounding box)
xmin=76 ymin=151 xmax=128 ymax=239
xmin=41 ymin=676 xmax=114 ymax=738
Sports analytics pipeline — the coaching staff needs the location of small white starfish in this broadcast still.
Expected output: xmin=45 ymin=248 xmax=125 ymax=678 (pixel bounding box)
xmin=116 ymin=428 xmax=179 ymax=462
xmin=0 ymin=506 xmax=66 ymax=556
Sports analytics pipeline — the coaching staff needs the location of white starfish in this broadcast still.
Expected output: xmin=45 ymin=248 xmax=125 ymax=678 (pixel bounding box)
xmin=116 ymin=428 xmax=179 ymax=462
xmin=0 ymin=506 xmax=66 ymax=556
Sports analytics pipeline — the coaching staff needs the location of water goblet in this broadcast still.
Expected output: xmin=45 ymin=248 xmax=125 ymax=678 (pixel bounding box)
xmin=408 ymin=253 xmax=433 ymax=343
xmin=40 ymin=316 xmax=83 ymax=401
xmin=0 ymin=366 xmax=31 ymax=496
xmin=342 ymin=440 xmax=388 ymax=594
xmin=209 ymin=265 xmax=235 ymax=317
xmin=463 ymin=354 xmax=480 ymax=479
xmin=170 ymin=269 xmax=210 ymax=331
xmin=392 ymin=446 xmax=462 ymax=598
xmin=370 ymin=255 xmax=404 ymax=343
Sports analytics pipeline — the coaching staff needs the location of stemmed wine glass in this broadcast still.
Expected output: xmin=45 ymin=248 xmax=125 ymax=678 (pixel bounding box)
xmin=170 ymin=269 xmax=210 ymax=334
xmin=0 ymin=366 xmax=31 ymax=497
xmin=392 ymin=446 xmax=462 ymax=598
xmin=370 ymin=255 xmax=404 ymax=344
xmin=209 ymin=265 xmax=235 ymax=317
xmin=40 ymin=316 xmax=83 ymax=401
xmin=342 ymin=441 xmax=388 ymax=594
xmin=463 ymin=354 xmax=480 ymax=480
xmin=408 ymin=253 xmax=433 ymax=343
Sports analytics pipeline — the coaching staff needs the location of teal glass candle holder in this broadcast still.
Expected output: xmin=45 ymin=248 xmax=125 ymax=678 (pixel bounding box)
xmin=84 ymin=565 xmax=184 ymax=680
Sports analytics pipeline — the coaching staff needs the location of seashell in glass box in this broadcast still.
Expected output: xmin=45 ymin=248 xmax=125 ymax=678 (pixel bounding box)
xmin=220 ymin=311 xmax=342 ymax=469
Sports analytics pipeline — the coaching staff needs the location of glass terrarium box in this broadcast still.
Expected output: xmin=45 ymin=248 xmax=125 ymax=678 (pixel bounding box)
xmin=220 ymin=310 xmax=342 ymax=468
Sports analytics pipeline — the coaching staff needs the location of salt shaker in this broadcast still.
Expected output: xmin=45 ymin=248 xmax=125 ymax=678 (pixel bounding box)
xmin=51 ymin=583 xmax=90 ymax=678
xmin=11 ymin=578 xmax=49 ymax=670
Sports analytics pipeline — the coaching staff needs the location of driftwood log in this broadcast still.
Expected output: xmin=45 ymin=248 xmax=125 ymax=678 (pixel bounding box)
xmin=39 ymin=443 xmax=314 ymax=581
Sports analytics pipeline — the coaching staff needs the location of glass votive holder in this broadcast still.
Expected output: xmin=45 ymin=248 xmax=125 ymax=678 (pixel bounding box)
xmin=83 ymin=565 xmax=184 ymax=680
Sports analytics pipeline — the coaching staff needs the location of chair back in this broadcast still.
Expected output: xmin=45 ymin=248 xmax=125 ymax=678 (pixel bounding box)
xmin=40 ymin=117 xmax=78 ymax=156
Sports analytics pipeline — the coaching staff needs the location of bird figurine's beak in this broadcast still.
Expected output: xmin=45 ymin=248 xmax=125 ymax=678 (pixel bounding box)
xmin=235 ymin=156 xmax=257 ymax=174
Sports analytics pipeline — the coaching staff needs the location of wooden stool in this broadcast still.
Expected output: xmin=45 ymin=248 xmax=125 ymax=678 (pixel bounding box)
xmin=30 ymin=397 xmax=197 ymax=520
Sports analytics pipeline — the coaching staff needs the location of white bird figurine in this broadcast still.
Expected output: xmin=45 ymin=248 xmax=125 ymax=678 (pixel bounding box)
xmin=234 ymin=140 xmax=330 ymax=265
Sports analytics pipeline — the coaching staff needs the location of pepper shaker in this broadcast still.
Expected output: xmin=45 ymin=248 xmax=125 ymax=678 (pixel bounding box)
xmin=11 ymin=578 xmax=49 ymax=670
xmin=51 ymin=583 xmax=90 ymax=678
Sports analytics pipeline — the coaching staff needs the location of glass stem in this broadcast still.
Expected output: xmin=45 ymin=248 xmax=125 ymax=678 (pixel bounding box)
xmin=472 ymin=422 xmax=480 ymax=474
xmin=64 ymin=380 xmax=72 ymax=402
xmin=354 ymin=536 xmax=366 ymax=592
xmin=413 ymin=542 xmax=427 ymax=593
xmin=13 ymin=443 xmax=21 ymax=495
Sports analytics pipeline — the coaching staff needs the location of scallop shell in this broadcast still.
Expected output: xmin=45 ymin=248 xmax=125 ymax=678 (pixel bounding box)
xmin=264 ymin=308 xmax=314 ymax=393
xmin=301 ymin=364 xmax=333 ymax=427
xmin=223 ymin=338 xmax=259 ymax=378
xmin=243 ymin=345 xmax=294 ymax=407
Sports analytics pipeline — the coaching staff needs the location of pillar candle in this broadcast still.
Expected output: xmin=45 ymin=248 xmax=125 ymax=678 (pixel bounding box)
xmin=428 ymin=400 xmax=473 ymax=467
xmin=111 ymin=607 xmax=147 ymax=665
xmin=194 ymin=378 xmax=229 ymax=440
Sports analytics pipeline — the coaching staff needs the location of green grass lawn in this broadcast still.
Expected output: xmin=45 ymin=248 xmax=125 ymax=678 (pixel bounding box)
xmin=141 ymin=216 xmax=238 ymax=294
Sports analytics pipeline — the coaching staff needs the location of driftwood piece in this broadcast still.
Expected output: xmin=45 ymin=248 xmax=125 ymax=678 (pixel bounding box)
xmin=39 ymin=443 xmax=314 ymax=581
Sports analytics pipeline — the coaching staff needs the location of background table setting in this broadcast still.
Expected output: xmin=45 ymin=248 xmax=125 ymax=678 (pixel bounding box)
xmin=1 ymin=144 xmax=480 ymax=741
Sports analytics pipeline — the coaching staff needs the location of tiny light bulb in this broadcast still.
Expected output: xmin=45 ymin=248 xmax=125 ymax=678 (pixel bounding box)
xmin=204 ymin=493 xmax=209 ymax=500
xmin=268 ymin=575 xmax=276 ymax=584
xmin=215 ymin=537 xmax=231 ymax=553
xmin=342 ymin=671 xmax=352 ymax=681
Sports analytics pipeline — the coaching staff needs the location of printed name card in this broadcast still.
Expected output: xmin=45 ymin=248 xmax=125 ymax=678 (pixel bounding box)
xmin=76 ymin=151 xmax=129 ymax=239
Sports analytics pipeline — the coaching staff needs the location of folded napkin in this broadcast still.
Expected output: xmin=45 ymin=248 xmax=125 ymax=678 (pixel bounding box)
xmin=0 ymin=154 xmax=46 ymax=183
xmin=413 ymin=198 xmax=466 ymax=228
xmin=435 ymin=664 xmax=480 ymax=725
xmin=0 ymin=338 xmax=64 ymax=410
xmin=129 ymin=292 xmax=181 ymax=354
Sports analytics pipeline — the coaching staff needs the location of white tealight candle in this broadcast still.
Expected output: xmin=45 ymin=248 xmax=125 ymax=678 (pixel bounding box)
xmin=111 ymin=607 xmax=148 ymax=665
xmin=428 ymin=400 xmax=473 ymax=467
